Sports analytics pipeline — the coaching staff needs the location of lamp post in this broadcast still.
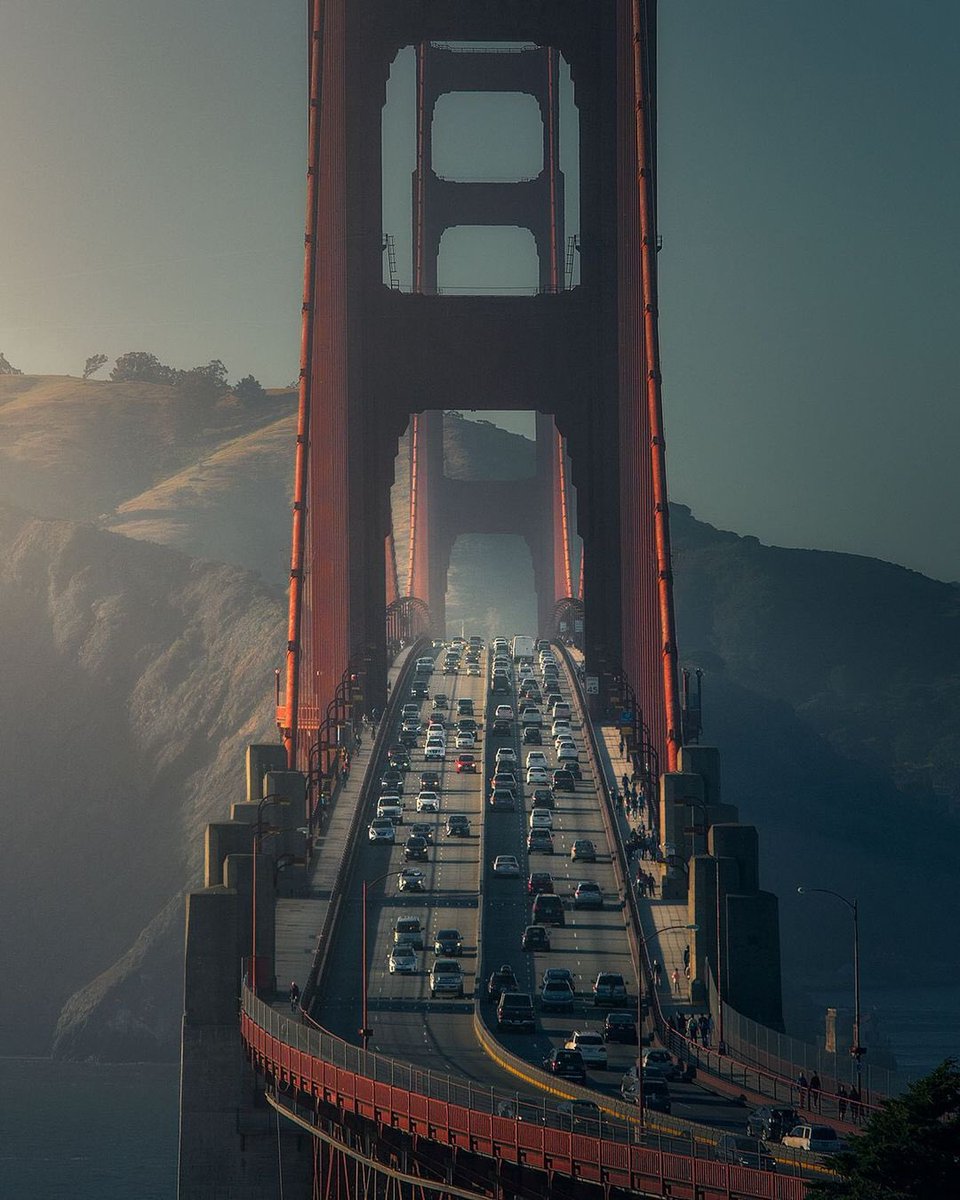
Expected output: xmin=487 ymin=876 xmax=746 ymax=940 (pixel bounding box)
xmin=797 ymin=886 xmax=864 ymax=1093
xmin=250 ymin=793 xmax=290 ymax=993
xmin=360 ymin=868 xmax=398 ymax=1051
xmin=635 ymin=922 xmax=698 ymax=1130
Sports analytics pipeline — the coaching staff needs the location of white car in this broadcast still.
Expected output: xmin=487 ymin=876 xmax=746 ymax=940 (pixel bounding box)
xmin=526 ymin=751 xmax=548 ymax=770
xmin=782 ymin=1125 xmax=844 ymax=1154
xmin=455 ymin=733 xmax=476 ymax=749
xmin=495 ymin=748 xmax=518 ymax=766
xmin=529 ymin=807 xmax=554 ymax=830
xmin=526 ymin=768 xmax=550 ymax=786
xmin=388 ymin=946 xmax=417 ymax=974
xmin=552 ymin=721 xmax=572 ymax=739
xmin=467 ymin=665 xmax=481 ymax=676
xmin=565 ymin=1030 xmax=608 ymax=1068
xmin=557 ymin=744 xmax=580 ymax=762
xmin=493 ymin=855 xmax=521 ymax=875
xmin=398 ymin=868 xmax=426 ymax=892
xmin=416 ymin=791 xmax=440 ymax=812
xmin=368 ymin=818 xmax=396 ymax=843
xmin=424 ymin=743 xmax=445 ymax=760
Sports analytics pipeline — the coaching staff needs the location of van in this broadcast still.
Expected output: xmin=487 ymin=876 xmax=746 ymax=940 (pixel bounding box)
xmin=551 ymin=702 xmax=571 ymax=721
xmin=531 ymin=893 xmax=565 ymax=926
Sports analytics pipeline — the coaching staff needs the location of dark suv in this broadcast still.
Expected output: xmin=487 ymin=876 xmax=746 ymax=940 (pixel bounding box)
xmin=714 ymin=1135 xmax=776 ymax=1171
xmin=497 ymin=992 xmax=536 ymax=1033
xmin=487 ymin=965 xmax=519 ymax=1002
xmin=745 ymin=1106 xmax=799 ymax=1144
xmin=543 ymin=1049 xmax=586 ymax=1084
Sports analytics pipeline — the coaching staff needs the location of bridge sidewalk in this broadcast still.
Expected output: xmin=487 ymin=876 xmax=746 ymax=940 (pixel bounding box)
xmin=593 ymin=720 xmax=698 ymax=1015
xmin=272 ymin=650 xmax=411 ymax=1009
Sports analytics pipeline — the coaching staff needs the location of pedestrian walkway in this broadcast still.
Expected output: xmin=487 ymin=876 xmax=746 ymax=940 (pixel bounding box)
xmin=271 ymin=648 xmax=412 ymax=1012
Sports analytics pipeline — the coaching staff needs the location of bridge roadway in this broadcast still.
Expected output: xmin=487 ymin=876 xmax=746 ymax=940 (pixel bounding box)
xmin=312 ymin=641 xmax=748 ymax=1138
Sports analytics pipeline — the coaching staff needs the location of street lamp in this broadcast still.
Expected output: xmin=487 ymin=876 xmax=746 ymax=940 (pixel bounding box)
xmin=634 ymin=922 xmax=698 ymax=1129
xmin=797 ymin=886 xmax=864 ymax=1092
xmin=360 ymin=868 xmax=399 ymax=1051
xmin=250 ymin=793 xmax=290 ymax=993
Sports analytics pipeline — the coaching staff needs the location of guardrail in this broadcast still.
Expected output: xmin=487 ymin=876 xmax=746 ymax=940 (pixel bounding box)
xmin=241 ymin=986 xmax=806 ymax=1199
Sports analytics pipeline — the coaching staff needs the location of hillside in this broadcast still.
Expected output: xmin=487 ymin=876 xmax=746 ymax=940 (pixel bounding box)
xmin=0 ymin=377 xmax=957 ymax=1058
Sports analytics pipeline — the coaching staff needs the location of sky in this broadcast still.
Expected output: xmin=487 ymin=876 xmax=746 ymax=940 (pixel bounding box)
xmin=1 ymin=1 xmax=958 ymax=581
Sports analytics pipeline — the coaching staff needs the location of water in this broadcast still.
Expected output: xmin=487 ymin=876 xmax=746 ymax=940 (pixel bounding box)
xmin=861 ymin=984 xmax=960 ymax=1076
xmin=0 ymin=1058 xmax=178 ymax=1199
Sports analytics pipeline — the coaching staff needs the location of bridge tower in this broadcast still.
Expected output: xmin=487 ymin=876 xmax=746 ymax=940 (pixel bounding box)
xmin=278 ymin=0 xmax=681 ymax=773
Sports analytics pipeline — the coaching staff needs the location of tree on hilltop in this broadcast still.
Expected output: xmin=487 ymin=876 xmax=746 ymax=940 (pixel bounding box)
xmin=0 ymin=351 xmax=23 ymax=375
xmin=805 ymin=1059 xmax=960 ymax=1200
xmin=110 ymin=351 xmax=176 ymax=385
xmin=234 ymin=374 xmax=266 ymax=403
xmin=174 ymin=359 xmax=230 ymax=404
xmin=83 ymin=354 xmax=109 ymax=380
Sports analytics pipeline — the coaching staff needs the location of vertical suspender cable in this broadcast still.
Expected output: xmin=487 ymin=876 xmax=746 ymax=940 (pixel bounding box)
xmin=283 ymin=0 xmax=325 ymax=767
xmin=630 ymin=0 xmax=682 ymax=769
xmin=546 ymin=47 xmax=561 ymax=292
xmin=557 ymin=431 xmax=574 ymax=598
xmin=407 ymin=415 xmax=420 ymax=597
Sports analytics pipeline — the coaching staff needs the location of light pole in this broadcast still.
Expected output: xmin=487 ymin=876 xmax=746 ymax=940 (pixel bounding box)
xmin=360 ymin=868 xmax=398 ymax=1051
xmin=635 ymin=922 xmax=698 ymax=1130
xmin=250 ymin=793 xmax=290 ymax=993
xmin=797 ymin=886 xmax=864 ymax=1094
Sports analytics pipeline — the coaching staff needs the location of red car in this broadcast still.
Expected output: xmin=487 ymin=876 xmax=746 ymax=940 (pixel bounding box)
xmin=456 ymin=754 xmax=477 ymax=773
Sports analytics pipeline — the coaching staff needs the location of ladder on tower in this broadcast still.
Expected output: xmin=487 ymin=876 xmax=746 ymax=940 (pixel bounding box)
xmin=564 ymin=235 xmax=579 ymax=291
xmin=385 ymin=234 xmax=400 ymax=290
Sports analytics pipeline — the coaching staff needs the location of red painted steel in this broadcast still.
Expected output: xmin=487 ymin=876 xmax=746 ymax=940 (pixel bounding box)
xmin=630 ymin=0 xmax=682 ymax=768
xmin=281 ymin=0 xmax=324 ymax=764
xmin=385 ymin=531 xmax=399 ymax=608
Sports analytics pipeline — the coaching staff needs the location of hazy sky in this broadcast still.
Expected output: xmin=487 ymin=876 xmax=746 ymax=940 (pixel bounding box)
xmin=1 ymin=1 xmax=958 ymax=581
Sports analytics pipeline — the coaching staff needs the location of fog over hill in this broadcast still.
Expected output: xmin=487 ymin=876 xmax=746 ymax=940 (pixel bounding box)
xmin=0 ymin=375 xmax=956 ymax=1060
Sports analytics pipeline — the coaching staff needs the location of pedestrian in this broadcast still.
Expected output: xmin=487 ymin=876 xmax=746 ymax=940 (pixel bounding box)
xmin=289 ymin=980 xmax=301 ymax=1011
xmin=683 ymin=945 xmax=691 ymax=978
xmin=837 ymin=1084 xmax=848 ymax=1122
xmin=809 ymin=1071 xmax=822 ymax=1113
xmin=699 ymin=1014 xmax=711 ymax=1047
xmin=796 ymin=1071 xmax=808 ymax=1109
xmin=622 ymin=773 xmax=630 ymax=794
xmin=652 ymin=960 xmax=663 ymax=988
xmin=618 ymin=735 xmax=625 ymax=756
xmin=687 ymin=1014 xmax=699 ymax=1043
xmin=672 ymin=967 xmax=681 ymax=995
xmin=848 ymin=1085 xmax=861 ymax=1123
xmin=646 ymin=871 xmax=657 ymax=898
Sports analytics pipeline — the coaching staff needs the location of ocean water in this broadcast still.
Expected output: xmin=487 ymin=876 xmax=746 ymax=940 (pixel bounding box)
xmin=0 ymin=1058 xmax=178 ymax=1199
xmin=1 ymin=990 xmax=957 ymax=1197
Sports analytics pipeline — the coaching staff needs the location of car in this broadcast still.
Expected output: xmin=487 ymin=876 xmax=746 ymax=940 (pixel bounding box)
xmin=455 ymin=733 xmax=476 ymax=750
xmin=443 ymin=662 xmax=458 ymax=675
xmin=491 ymin=771 xmax=518 ymax=791
xmin=529 ymin=807 xmax=554 ymax=830
xmin=526 ymin=768 xmax=550 ymax=786
xmin=397 ymin=868 xmax=426 ymax=892
xmin=399 ymin=729 xmax=419 ymax=748
xmin=531 ymin=893 xmax=565 ymax=926
xmin=557 ymin=744 xmax=580 ymax=763
xmin=494 ymin=704 xmax=514 ymax=722
xmin=409 ymin=821 xmax=434 ymax=843
xmin=455 ymin=753 xmax=477 ymax=772
xmin=410 ymin=684 xmax=428 ymax=699
xmin=429 ymin=958 xmax=464 ymax=998
xmin=433 ymin=928 xmax=463 ymax=955
xmin=487 ymin=965 xmax=519 ymax=1001
xmin=368 ymin=818 xmax=396 ymax=843
xmin=714 ymin=1135 xmax=776 ymax=1171
xmin=573 ymin=881 xmax=603 ymax=908
xmin=526 ymin=751 xmax=548 ymax=770
xmin=393 ymin=916 xmax=424 ymax=949
xmin=445 ymin=813 xmax=471 ymax=837
xmin=556 ymin=1100 xmax=602 ymax=1133
xmin=401 ymin=703 xmax=420 ymax=718
xmin=527 ymin=827 xmax=554 ymax=854
xmin=570 ymin=838 xmax=597 ymax=862
xmin=565 ymin=1030 xmax=607 ymax=1067
xmin=565 ymin=760 xmax=582 ymax=780
xmin=404 ymin=835 xmax=429 ymax=861
xmin=551 ymin=721 xmax=571 ymax=739
xmin=456 ymin=718 xmax=478 ymax=734
xmin=488 ymin=789 xmax=516 ymax=811
xmin=540 ymin=979 xmax=575 ymax=1010
xmin=531 ymin=787 xmax=555 ymax=809
xmin=380 ymin=769 xmax=405 ymax=794
xmin=745 ymin=1106 xmax=799 ymax=1144
xmin=522 ymin=726 xmax=542 ymax=744
xmin=642 ymin=1049 xmax=682 ymax=1079
xmin=604 ymin=1011 xmax=638 ymax=1043
xmin=492 ymin=719 xmax=512 ymax=736
xmin=527 ymin=871 xmax=554 ymax=895
xmin=542 ymin=1049 xmax=586 ymax=1083
xmin=495 ymin=747 xmax=518 ymax=766
xmin=420 ymin=771 xmax=441 ymax=790
xmin=521 ymin=924 xmax=550 ymax=951
xmin=593 ymin=972 xmax=628 ymax=1006
xmin=782 ymin=1125 xmax=844 ymax=1154
xmin=416 ymin=790 xmax=440 ymax=812
xmin=432 ymin=694 xmax=448 ymax=709
xmin=424 ymin=743 xmax=445 ymax=760
xmin=493 ymin=855 xmax=520 ymax=875
xmin=376 ymin=797 xmax=404 ymax=823
xmin=388 ymin=945 xmax=417 ymax=974
xmin=456 ymin=697 xmax=475 ymax=713
xmin=496 ymin=992 xmax=536 ymax=1032
xmin=621 ymin=1071 xmax=671 ymax=1113
xmin=542 ymin=966 xmax=575 ymax=987
xmin=552 ymin=769 xmax=576 ymax=791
